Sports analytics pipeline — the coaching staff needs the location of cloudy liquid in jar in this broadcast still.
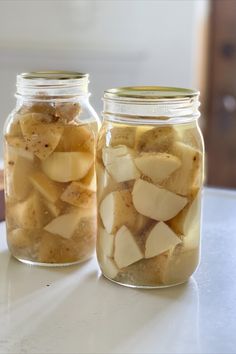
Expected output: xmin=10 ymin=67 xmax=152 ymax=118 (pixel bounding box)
xmin=4 ymin=98 xmax=98 ymax=266
xmin=96 ymin=120 xmax=203 ymax=287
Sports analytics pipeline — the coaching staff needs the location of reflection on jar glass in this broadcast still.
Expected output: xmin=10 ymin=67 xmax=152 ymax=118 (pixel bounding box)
xmin=4 ymin=71 xmax=100 ymax=266
xmin=96 ymin=86 xmax=204 ymax=288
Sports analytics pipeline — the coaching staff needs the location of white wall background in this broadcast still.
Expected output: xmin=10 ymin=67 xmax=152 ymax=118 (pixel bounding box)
xmin=0 ymin=0 xmax=209 ymax=157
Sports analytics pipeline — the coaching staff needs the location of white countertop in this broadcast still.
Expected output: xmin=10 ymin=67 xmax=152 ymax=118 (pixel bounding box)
xmin=0 ymin=188 xmax=236 ymax=354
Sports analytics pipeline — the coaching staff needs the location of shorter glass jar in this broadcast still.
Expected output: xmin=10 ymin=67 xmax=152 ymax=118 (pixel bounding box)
xmin=4 ymin=71 xmax=99 ymax=266
xmin=96 ymin=86 xmax=204 ymax=288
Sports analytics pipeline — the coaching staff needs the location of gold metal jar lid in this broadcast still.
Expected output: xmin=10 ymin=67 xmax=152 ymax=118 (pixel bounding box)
xmin=103 ymin=86 xmax=200 ymax=123
xmin=19 ymin=71 xmax=89 ymax=80
xmin=104 ymin=86 xmax=199 ymax=101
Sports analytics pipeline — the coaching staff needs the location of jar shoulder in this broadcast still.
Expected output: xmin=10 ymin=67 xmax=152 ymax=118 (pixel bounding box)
xmin=4 ymin=98 xmax=100 ymax=134
xmin=98 ymin=120 xmax=204 ymax=153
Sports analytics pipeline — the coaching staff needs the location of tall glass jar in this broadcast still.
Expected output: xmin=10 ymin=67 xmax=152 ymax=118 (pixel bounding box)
xmin=4 ymin=71 xmax=100 ymax=266
xmin=96 ymin=86 xmax=204 ymax=288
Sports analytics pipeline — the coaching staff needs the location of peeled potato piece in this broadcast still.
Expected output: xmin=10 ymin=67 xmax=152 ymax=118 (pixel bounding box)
xmin=102 ymin=145 xmax=133 ymax=166
xmin=132 ymin=179 xmax=187 ymax=221
xmin=105 ymin=155 xmax=140 ymax=183
xmin=145 ymin=222 xmax=181 ymax=258
xmin=20 ymin=113 xmax=64 ymax=159
xmin=44 ymin=211 xmax=80 ymax=239
xmin=29 ymin=171 xmax=62 ymax=203
xmin=42 ymin=151 xmax=93 ymax=182
xmin=135 ymin=152 xmax=181 ymax=183
xmin=102 ymin=146 xmax=139 ymax=183
xmin=99 ymin=190 xmax=138 ymax=234
xmin=61 ymin=181 xmax=95 ymax=208
xmin=114 ymin=226 xmax=143 ymax=269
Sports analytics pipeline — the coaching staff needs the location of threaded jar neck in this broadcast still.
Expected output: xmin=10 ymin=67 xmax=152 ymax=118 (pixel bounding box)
xmin=103 ymin=86 xmax=200 ymax=124
xmin=16 ymin=71 xmax=89 ymax=101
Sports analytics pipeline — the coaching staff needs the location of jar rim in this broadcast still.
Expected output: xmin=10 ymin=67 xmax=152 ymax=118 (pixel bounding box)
xmin=104 ymin=86 xmax=199 ymax=101
xmin=16 ymin=71 xmax=89 ymax=99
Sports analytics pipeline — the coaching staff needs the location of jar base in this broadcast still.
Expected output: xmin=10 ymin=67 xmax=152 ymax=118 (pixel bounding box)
xmin=102 ymin=273 xmax=189 ymax=289
xmin=14 ymin=255 xmax=93 ymax=267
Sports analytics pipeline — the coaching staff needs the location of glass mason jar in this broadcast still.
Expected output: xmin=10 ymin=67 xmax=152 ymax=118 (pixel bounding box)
xmin=96 ymin=86 xmax=204 ymax=288
xmin=4 ymin=71 xmax=100 ymax=266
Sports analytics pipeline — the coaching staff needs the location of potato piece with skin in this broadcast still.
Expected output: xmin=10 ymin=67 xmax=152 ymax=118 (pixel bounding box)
xmin=110 ymin=126 xmax=136 ymax=148
xmin=5 ymin=155 xmax=34 ymax=200
xmin=39 ymin=208 xmax=96 ymax=263
xmin=61 ymin=181 xmax=95 ymax=208
xmin=168 ymin=192 xmax=202 ymax=250
xmin=5 ymin=136 xmax=34 ymax=160
xmin=134 ymin=152 xmax=181 ymax=184
xmin=97 ymin=227 xmax=115 ymax=258
xmin=42 ymin=151 xmax=93 ymax=182
xmin=79 ymin=131 xmax=96 ymax=154
xmin=145 ymin=222 xmax=182 ymax=259
xmin=164 ymin=142 xmax=202 ymax=196
xmin=161 ymin=247 xmax=199 ymax=285
xmin=132 ymin=179 xmax=187 ymax=221
xmin=19 ymin=102 xmax=56 ymax=116
xmin=72 ymin=209 xmax=97 ymax=260
xmin=56 ymin=125 xmax=93 ymax=152
xmin=8 ymin=228 xmax=31 ymax=249
xmin=96 ymin=162 xmax=120 ymax=203
xmin=38 ymin=231 xmax=79 ymax=264
xmin=43 ymin=199 xmax=61 ymax=217
xmin=9 ymin=193 xmax=45 ymax=229
xmin=29 ymin=171 xmax=62 ymax=203
xmin=80 ymin=166 xmax=96 ymax=192
xmin=174 ymin=125 xmax=203 ymax=150
xmin=116 ymin=252 xmax=169 ymax=286
xmin=8 ymin=119 xmax=23 ymax=137
xmin=114 ymin=226 xmax=143 ymax=269
xmin=135 ymin=126 xmax=177 ymax=152
xmin=99 ymin=190 xmax=138 ymax=234
xmin=100 ymin=256 xmax=119 ymax=279
xmin=20 ymin=113 xmax=64 ymax=159
xmin=44 ymin=211 xmax=81 ymax=239
xmin=168 ymin=191 xmax=201 ymax=235
xmin=54 ymin=102 xmax=81 ymax=122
